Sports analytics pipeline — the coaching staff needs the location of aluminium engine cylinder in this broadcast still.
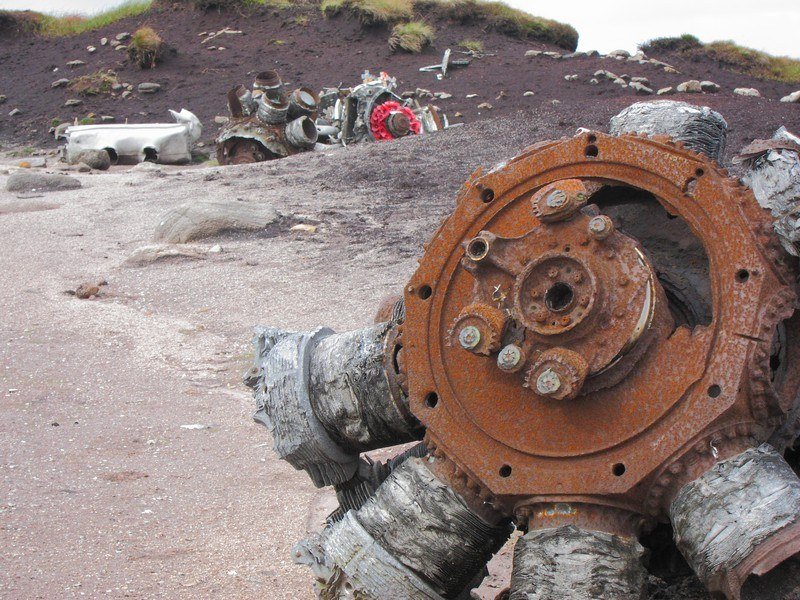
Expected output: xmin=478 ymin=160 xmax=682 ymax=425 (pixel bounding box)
xmin=284 ymin=116 xmax=319 ymax=149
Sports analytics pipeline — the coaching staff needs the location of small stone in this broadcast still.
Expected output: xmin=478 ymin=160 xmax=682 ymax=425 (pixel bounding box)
xmin=65 ymin=98 xmax=83 ymax=107
xmin=51 ymin=78 xmax=70 ymax=88
xmin=87 ymin=46 xmax=96 ymax=53
xmin=564 ymin=74 xmax=578 ymax=82
xmin=9 ymin=108 xmax=21 ymax=116
xmin=630 ymin=51 xmax=647 ymax=61
xmin=523 ymin=91 xmax=535 ymax=97
xmin=677 ymin=80 xmax=703 ymax=93
xmin=434 ymin=92 xmax=452 ymax=100
xmin=66 ymin=60 xmax=85 ymax=68
xmin=734 ymin=87 xmax=761 ymax=97
xmin=543 ymin=51 xmax=561 ymax=59
xmin=400 ymin=90 xmax=415 ymax=99
xmin=586 ymin=50 xmax=600 ymax=57
xmin=111 ymin=83 xmax=124 ymax=91
xmin=454 ymin=112 xmax=462 ymax=117
xmin=214 ymin=116 xmax=230 ymax=125
xmin=77 ymin=163 xmax=92 ymax=173
xmin=589 ymin=78 xmax=599 ymax=85
xmin=100 ymin=115 xmax=115 ymax=123
xmin=121 ymin=90 xmax=132 ymax=99
xmin=109 ymin=39 xmax=121 ymax=48
xmin=700 ymin=80 xmax=720 ymax=93
xmin=18 ymin=157 xmax=46 ymax=168
xmin=54 ymin=123 xmax=70 ymax=138
xmin=290 ymin=224 xmax=317 ymax=233
xmin=138 ymin=83 xmax=161 ymax=94
xmin=415 ymin=88 xmax=432 ymax=99
xmin=495 ymin=90 xmax=507 ymax=100
xmin=551 ymin=99 xmax=561 ymax=105
xmin=115 ymin=32 xmax=130 ymax=41
xmin=465 ymin=93 xmax=478 ymax=99
xmin=630 ymin=76 xmax=650 ymax=86
xmin=72 ymin=149 xmax=111 ymax=171
xmin=115 ymin=45 xmax=127 ymax=51
xmin=209 ymin=244 xmax=223 ymax=253
xmin=618 ymin=74 xmax=630 ymax=82
xmin=613 ymin=78 xmax=628 ymax=88
xmin=781 ymin=91 xmax=800 ymax=103
xmin=629 ymin=82 xmax=654 ymax=95
xmin=664 ymin=66 xmax=680 ymax=74
xmin=525 ymin=50 xmax=542 ymax=57
xmin=657 ymin=87 xmax=675 ymax=96
xmin=75 ymin=283 xmax=100 ymax=299
xmin=477 ymin=102 xmax=493 ymax=110
xmin=100 ymin=37 xmax=108 ymax=46
xmin=608 ymin=49 xmax=631 ymax=58
xmin=218 ymin=46 xmax=226 ymax=51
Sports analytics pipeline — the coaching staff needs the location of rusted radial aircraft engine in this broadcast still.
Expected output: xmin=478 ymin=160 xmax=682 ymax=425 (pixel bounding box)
xmin=247 ymin=126 xmax=800 ymax=599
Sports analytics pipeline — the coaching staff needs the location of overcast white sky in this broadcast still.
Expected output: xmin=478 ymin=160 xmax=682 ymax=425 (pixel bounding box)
xmin=1 ymin=0 xmax=798 ymax=58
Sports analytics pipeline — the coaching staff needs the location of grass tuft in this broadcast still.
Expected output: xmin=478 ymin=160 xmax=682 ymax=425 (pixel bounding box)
xmin=128 ymin=26 xmax=164 ymax=68
xmin=389 ymin=21 xmax=434 ymax=52
xmin=34 ymin=1 xmax=152 ymax=37
xmin=459 ymin=38 xmax=483 ymax=52
xmin=69 ymin=70 xmax=120 ymax=95
xmin=321 ymin=0 xmax=413 ymax=24
xmin=642 ymin=35 xmax=800 ymax=84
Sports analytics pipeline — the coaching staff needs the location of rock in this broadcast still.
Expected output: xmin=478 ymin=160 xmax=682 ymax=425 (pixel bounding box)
xmin=18 ymin=157 xmax=46 ymax=168
xmin=630 ymin=51 xmax=647 ymax=61
xmin=677 ymin=80 xmax=703 ymax=93
xmin=589 ymin=78 xmax=599 ymax=86
xmin=415 ymin=88 xmax=432 ymax=99
xmin=543 ymin=51 xmax=561 ymax=59
xmin=477 ymin=102 xmax=493 ymax=110
xmin=51 ymin=78 xmax=70 ymax=88
xmin=495 ymin=90 xmax=507 ymax=100
xmin=6 ymin=171 xmax=81 ymax=193
xmin=465 ymin=93 xmax=478 ymax=99
xmin=564 ymin=74 xmax=578 ymax=82
xmin=613 ymin=78 xmax=628 ymax=88
xmin=664 ymin=66 xmax=680 ymax=74
xmin=700 ymin=81 xmax=720 ymax=93
xmin=116 ymin=45 xmax=127 ymax=51
xmin=523 ymin=91 xmax=535 ymax=97
xmin=111 ymin=83 xmax=124 ymax=91
xmin=54 ymin=123 xmax=70 ymax=138
xmin=618 ymin=74 xmax=631 ymax=82
xmin=214 ymin=116 xmax=230 ymax=125
xmin=781 ymin=91 xmax=800 ymax=103
xmin=124 ymin=244 xmax=207 ymax=267
xmin=100 ymin=115 xmax=115 ymax=123
xmin=434 ymin=92 xmax=452 ymax=100
xmin=100 ymin=37 xmax=108 ymax=46
xmin=290 ymin=223 xmax=317 ymax=233
xmin=630 ymin=82 xmax=654 ymax=95
xmin=152 ymin=201 xmax=282 ymax=244
xmin=109 ymin=39 xmax=120 ymax=48
xmin=551 ymin=99 xmax=561 ymax=105
xmin=9 ymin=108 xmax=21 ymax=116
xmin=454 ymin=112 xmax=462 ymax=118
xmin=608 ymin=49 xmax=631 ymax=59
xmin=66 ymin=60 xmax=85 ymax=68
xmin=586 ymin=50 xmax=600 ymax=57
xmin=75 ymin=283 xmax=100 ymax=299
xmin=71 ymin=149 xmax=111 ymax=171
xmin=734 ymin=87 xmax=761 ymax=97
xmin=77 ymin=163 xmax=92 ymax=173
xmin=131 ymin=161 xmax=162 ymax=173
xmin=0 ymin=95 xmax=6 ymax=104
xmin=525 ymin=50 xmax=542 ymax=57
xmin=64 ymin=98 xmax=83 ymax=107
xmin=630 ymin=77 xmax=650 ymax=86
xmin=209 ymin=244 xmax=223 ymax=253
xmin=115 ymin=32 xmax=130 ymax=41
xmin=87 ymin=46 xmax=96 ymax=53
xmin=400 ymin=90 xmax=415 ymax=99
xmin=121 ymin=90 xmax=132 ymax=99
xmin=657 ymin=87 xmax=675 ymax=96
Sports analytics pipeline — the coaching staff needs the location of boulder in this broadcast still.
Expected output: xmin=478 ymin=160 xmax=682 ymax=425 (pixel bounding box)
xmin=677 ymin=80 xmax=703 ymax=93
xmin=629 ymin=82 xmax=654 ymax=95
xmin=6 ymin=171 xmax=82 ymax=193
xmin=657 ymin=87 xmax=676 ymax=96
xmin=70 ymin=149 xmax=111 ymax=171
xmin=608 ymin=49 xmax=631 ymax=59
xmin=152 ymin=200 xmax=281 ymax=244
xmin=700 ymin=81 xmax=720 ymax=93
xmin=124 ymin=244 xmax=207 ymax=267
xmin=781 ymin=91 xmax=800 ymax=103
xmin=734 ymin=87 xmax=761 ymax=97
xmin=630 ymin=77 xmax=651 ymax=86
xmin=137 ymin=82 xmax=161 ymax=94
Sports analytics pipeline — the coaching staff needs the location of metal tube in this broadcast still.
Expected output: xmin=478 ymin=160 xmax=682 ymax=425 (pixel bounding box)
xmin=284 ymin=116 xmax=318 ymax=149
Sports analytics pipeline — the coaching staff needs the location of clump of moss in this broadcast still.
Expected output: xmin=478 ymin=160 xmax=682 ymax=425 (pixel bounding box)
xmin=389 ymin=21 xmax=434 ymax=52
xmin=128 ymin=26 xmax=164 ymax=69
xmin=323 ymin=0 xmax=413 ymax=24
xmin=4 ymin=2 xmax=153 ymax=37
xmin=641 ymin=35 xmax=800 ymax=84
xmin=68 ymin=71 xmax=120 ymax=96
xmin=459 ymin=39 xmax=483 ymax=53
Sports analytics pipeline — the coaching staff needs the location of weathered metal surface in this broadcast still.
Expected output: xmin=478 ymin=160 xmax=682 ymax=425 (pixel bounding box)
xmin=671 ymin=444 xmax=800 ymax=599
xmin=403 ymin=131 xmax=799 ymax=523
xmin=64 ymin=109 xmax=201 ymax=165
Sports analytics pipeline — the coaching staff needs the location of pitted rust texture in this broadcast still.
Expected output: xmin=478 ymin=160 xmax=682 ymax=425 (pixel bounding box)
xmin=401 ymin=131 xmax=800 ymax=526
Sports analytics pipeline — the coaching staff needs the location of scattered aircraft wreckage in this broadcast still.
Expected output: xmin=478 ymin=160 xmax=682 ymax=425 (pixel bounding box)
xmin=61 ymin=109 xmax=202 ymax=165
xmin=245 ymin=100 xmax=800 ymax=600
xmin=216 ymin=70 xmax=447 ymax=165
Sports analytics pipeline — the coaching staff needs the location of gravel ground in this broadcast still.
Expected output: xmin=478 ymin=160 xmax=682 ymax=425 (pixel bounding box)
xmin=1 ymin=106 xmax=798 ymax=599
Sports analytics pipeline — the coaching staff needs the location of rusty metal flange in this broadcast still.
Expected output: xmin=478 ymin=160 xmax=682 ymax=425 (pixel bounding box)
xmin=402 ymin=131 xmax=799 ymax=518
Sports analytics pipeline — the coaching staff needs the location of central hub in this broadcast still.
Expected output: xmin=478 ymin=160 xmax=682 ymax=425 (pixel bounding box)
xmin=515 ymin=255 xmax=596 ymax=335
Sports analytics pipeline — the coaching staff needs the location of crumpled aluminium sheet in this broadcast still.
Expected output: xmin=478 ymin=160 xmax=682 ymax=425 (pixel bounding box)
xmin=741 ymin=127 xmax=800 ymax=256
xmin=64 ymin=109 xmax=202 ymax=165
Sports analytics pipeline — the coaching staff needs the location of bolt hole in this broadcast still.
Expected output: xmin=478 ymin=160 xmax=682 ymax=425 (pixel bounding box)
xmin=587 ymin=134 xmax=597 ymax=144
xmin=545 ymin=282 xmax=574 ymax=312
xmin=708 ymin=384 xmax=722 ymax=398
xmin=695 ymin=168 xmax=705 ymax=177
xmin=467 ymin=238 xmax=489 ymax=260
xmin=418 ymin=285 xmax=432 ymax=300
xmin=612 ymin=463 xmax=626 ymax=476
xmin=499 ymin=464 xmax=512 ymax=478
xmin=343 ymin=582 xmax=354 ymax=592
xmin=425 ymin=392 xmax=438 ymax=408
xmin=736 ymin=269 xmax=750 ymax=283
xmin=585 ymin=145 xmax=599 ymax=158
xmin=481 ymin=188 xmax=495 ymax=203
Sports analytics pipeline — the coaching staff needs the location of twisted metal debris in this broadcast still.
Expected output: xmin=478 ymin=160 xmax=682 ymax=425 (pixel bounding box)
xmin=245 ymin=101 xmax=800 ymax=600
